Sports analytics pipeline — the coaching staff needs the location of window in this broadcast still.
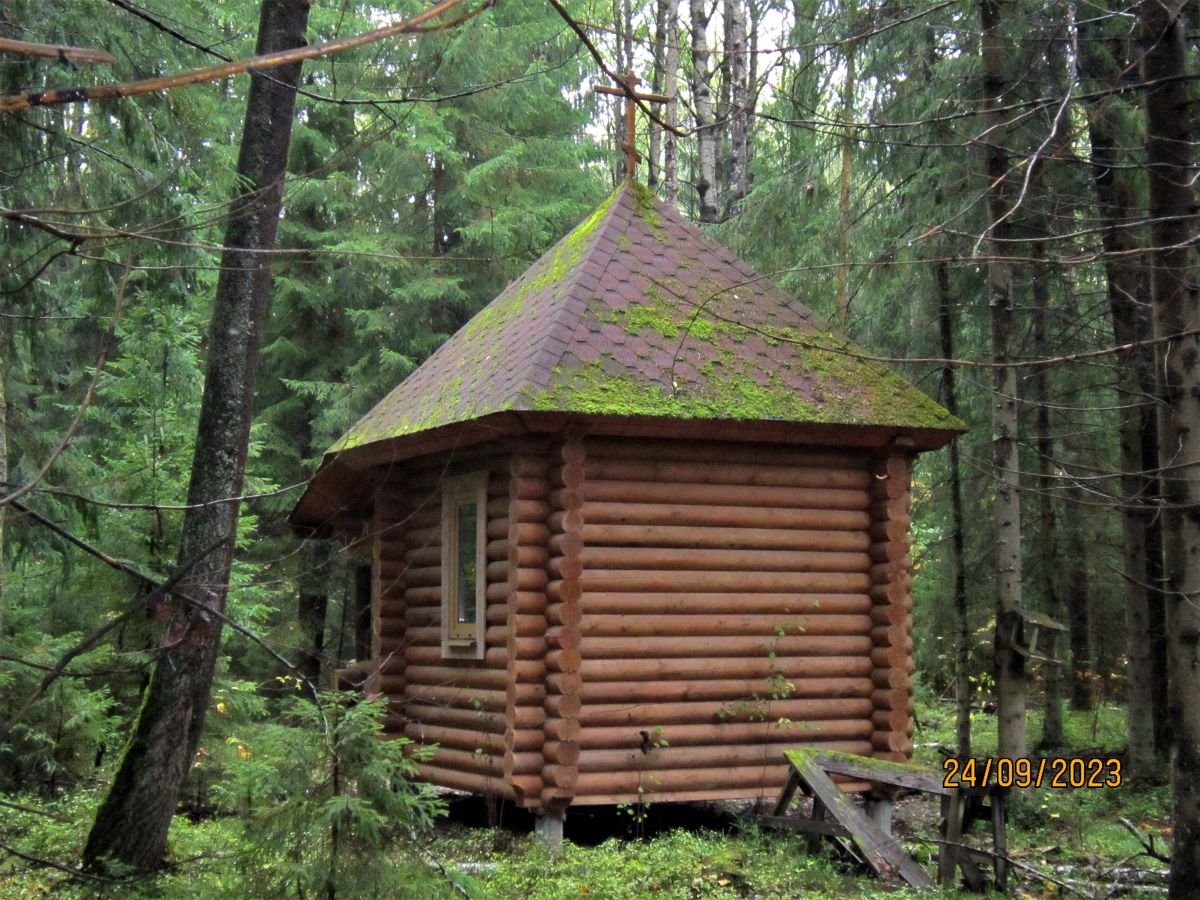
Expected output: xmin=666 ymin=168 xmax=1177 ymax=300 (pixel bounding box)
xmin=441 ymin=471 xmax=488 ymax=658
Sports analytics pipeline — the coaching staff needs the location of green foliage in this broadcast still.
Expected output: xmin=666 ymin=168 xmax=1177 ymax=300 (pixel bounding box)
xmin=212 ymin=689 xmax=445 ymax=898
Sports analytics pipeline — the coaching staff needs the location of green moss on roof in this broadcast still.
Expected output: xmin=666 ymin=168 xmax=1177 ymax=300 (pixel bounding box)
xmin=324 ymin=179 xmax=963 ymax=458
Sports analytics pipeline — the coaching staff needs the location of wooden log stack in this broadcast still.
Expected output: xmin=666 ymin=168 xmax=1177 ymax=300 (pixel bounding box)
xmin=867 ymin=446 xmax=916 ymax=760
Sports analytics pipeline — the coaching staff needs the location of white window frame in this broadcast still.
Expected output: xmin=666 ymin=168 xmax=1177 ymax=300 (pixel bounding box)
xmin=440 ymin=471 xmax=488 ymax=659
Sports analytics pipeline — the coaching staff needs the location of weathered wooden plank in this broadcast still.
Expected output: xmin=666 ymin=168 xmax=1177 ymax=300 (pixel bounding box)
xmin=783 ymin=749 xmax=933 ymax=889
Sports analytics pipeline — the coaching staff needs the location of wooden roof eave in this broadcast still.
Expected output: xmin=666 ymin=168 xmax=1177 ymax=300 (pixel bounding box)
xmin=289 ymin=410 xmax=962 ymax=532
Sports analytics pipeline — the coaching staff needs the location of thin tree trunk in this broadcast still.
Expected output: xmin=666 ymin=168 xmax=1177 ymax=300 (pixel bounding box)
xmin=83 ymin=0 xmax=312 ymax=872
xmin=1064 ymin=482 xmax=1097 ymax=710
xmin=1140 ymin=1 xmax=1200 ymax=891
xmin=663 ymin=0 xmax=681 ymax=203
xmin=724 ymin=0 xmax=748 ymax=216
xmin=936 ymin=260 xmax=971 ymax=757
xmin=835 ymin=0 xmax=857 ymax=327
xmin=649 ymin=0 xmax=670 ymax=188
xmin=690 ymin=0 xmax=719 ymax=222
xmin=1076 ymin=0 xmax=1164 ymax=780
xmin=1031 ymin=244 xmax=1064 ymax=748
xmin=981 ymin=0 xmax=1027 ymax=759
xmin=298 ymin=541 xmax=332 ymax=684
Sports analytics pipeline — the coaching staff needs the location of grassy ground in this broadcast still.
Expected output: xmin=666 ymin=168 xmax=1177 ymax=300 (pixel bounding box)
xmin=0 ymin=700 xmax=1172 ymax=898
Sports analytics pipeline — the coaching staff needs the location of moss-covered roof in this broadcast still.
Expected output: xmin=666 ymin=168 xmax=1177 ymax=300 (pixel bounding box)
xmin=329 ymin=180 xmax=962 ymax=455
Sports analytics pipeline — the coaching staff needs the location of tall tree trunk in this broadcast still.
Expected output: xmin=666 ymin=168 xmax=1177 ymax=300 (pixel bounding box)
xmin=981 ymin=0 xmax=1027 ymax=759
xmin=298 ymin=541 xmax=332 ymax=684
xmin=83 ymin=0 xmax=312 ymax=872
xmin=724 ymin=0 xmax=748 ymax=216
xmin=835 ymin=0 xmax=857 ymax=326
xmin=649 ymin=0 xmax=670 ymax=188
xmin=1140 ymin=1 xmax=1200 ymax=891
xmin=663 ymin=0 xmax=681 ymax=202
xmin=1031 ymin=244 xmax=1064 ymax=748
xmin=1077 ymin=0 xmax=1165 ymax=780
xmin=1063 ymin=482 xmax=1097 ymax=710
xmin=936 ymin=260 xmax=971 ymax=757
xmin=690 ymin=0 xmax=719 ymax=221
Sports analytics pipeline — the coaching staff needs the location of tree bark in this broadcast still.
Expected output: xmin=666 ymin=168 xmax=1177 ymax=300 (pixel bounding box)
xmin=649 ymin=0 xmax=670 ymax=188
xmin=1076 ymin=0 xmax=1165 ymax=780
xmin=663 ymin=0 xmax=681 ymax=203
xmin=724 ymin=0 xmax=749 ymax=216
xmin=83 ymin=0 xmax=311 ymax=872
xmin=690 ymin=0 xmax=719 ymax=222
xmin=835 ymin=0 xmax=857 ymax=326
xmin=936 ymin=260 xmax=971 ymax=757
xmin=1139 ymin=0 xmax=1200 ymax=892
xmin=981 ymin=0 xmax=1027 ymax=759
xmin=298 ymin=541 xmax=331 ymax=684
xmin=1063 ymin=482 xmax=1097 ymax=710
xmin=1030 ymin=242 xmax=1064 ymax=748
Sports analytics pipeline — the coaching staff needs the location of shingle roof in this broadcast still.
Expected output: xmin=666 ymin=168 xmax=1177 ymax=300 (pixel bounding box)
xmin=329 ymin=180 xmax=961 ymax=457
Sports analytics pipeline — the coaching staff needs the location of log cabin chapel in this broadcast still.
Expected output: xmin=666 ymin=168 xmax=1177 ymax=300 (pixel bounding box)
xmin=289 ymin=172 xmax=963 ymax=834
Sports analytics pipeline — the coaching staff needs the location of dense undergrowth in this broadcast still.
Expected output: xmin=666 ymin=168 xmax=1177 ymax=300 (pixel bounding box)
xmin=0 ymin=694 xmax=1170 ymax=898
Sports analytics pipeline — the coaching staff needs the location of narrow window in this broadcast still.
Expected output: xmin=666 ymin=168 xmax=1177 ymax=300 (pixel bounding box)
xmin=441 ymin=471 xmax=488 ymax=658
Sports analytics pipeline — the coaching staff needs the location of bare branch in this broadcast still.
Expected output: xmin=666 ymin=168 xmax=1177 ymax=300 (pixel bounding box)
xmin=0 ymin=36 xmax=115 ymax=65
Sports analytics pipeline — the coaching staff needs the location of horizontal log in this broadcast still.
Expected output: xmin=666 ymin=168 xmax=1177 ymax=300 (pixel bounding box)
xmin=870 ymin=641 xmax=913 ymax=669
xmin=578 ymin=743 xmax=800 ymax=772
xmin=404 ymin=586 xmax=441 ymax=607
xmin=872 ymin=708 xmax=912 ymax=733
xmin=576 ymin=634 xmax=873 ymax=659
xmin=870 ymin=624 xmax=910 ymax=648
xmin=871 ymin=732 xmax=914 ymax=755
xmin=546 ymin=602 xmax=583 ymax=628
xmin=868 ymin=581 xmax=911 ymax=606
xmin=548 ymin=556 xmax=582 ymax=581
xmin=555 ymin=502 xmax=870 ymax=532
xmin=572 ymin=764 xmax=791 ymax=796
xmin=378 ymin=615 xmax=407 ymax=636
xmin=563 ymin=481 xmax=869 ymax=512
xmin=404 ymin=666 xmax=507 ymax=691
xmin=582 ymin=457 xmax=872 ymax=490
xmin=509 ymin=659 xmax=546 ymax=683
xmin=508 ymin=591 xmax=548 ymax=614
xmin=510 ymin=774 xmax=543 ymax=804
xmin=406 ymin=566 xmax=441 ymax=588
xmin=542 ymin=740 xmax=581 ymax=766
xmin=510 ymin=475 xmax=550 ymax=501
xmin=870 ymin=669 xmax=912 ymax=690
xmin=556 ymin=571 xmax=873 ymax=595
xmin=576 ymin=592 xmax=871 ymax=616
xmin=869 ymin=604 xmax=910 ymax=627
xmin=509 ymin=636 xmax=546 ymax=659
xmin=578 ymin=613 xmax=872 ymax=639
xmin=583 ymin=438 xmax=868 ymax=469
xmin=869 ymin=561 xmax=911 ymax=585
xmin=506 ymin=682 xmax=547 ymax=708
xmin=574 ymin=697 xmax=874 ymax=727
xmin=557 ymin=546 xmax=870 ymax=575
xmin=404 ymin=545 xmax=440 ymax=568
xmin=544 ymin=718 xmax=580 ymax=742
xmin=491 ymin=497 xmax=549 ymax=520
xmin=486 ymin=604 xmax=510 ymax=626
xmin=487 ymin=517 xmax=511 ymax=540
xmin=508 ymin=521 xmax=550 ymax=544
xmin=511 ymin=453 xmax=550 ymax=477
xmin=405 ymin=703 xmax=505 ymax=733
xmin=577 ymin=719 xmax=873 ymax=750
xmin=404 ymin=683 xmax=506 ymax=712
xmin=413 ymin=763 xmax=514 ymax=799
xmin=868 ymin=542 xmax=910 ymax=565
xmin=377 ymin=674 xmax=406 ymax=695
xmin=404 ymin=722 xmax=506 ymax=754
xmin=871 ymin=688 xmax=913 ymax=712
xmin=545 ymin=672 xmax=584 ymax=696
xmin=545 ymin=648 xmax=582 ymax=673
xmin=486 ymin=581 xmax=510 ymax=603
xmin=545 ymin=693 xmax=582 ymax=719
xmin=485 ymin=560 xmax=510 ymax=583
xmin=504 ymin=729 xmax=545 ymax=752
xmin=561 ymin=524 xmax=870 ymax=553
xmin=565 ymin=676 xmax=874 ymax=705
xmin=508 ymin=567 xmax=548 ymax=591
xmin=579 ymin=655 xmax=873 ymax=681
xmin=503 ymin=750 xmax=543 ymax=776
xmin=405 ymin=646 xmax=507 ymax=667
xmin=542 ymin=764 xmax=578 ymax=790
xmin=867 ymin=519 xmax=907 ymax=544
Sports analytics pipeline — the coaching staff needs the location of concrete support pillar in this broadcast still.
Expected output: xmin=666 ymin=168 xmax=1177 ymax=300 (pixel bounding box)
xmin=535 ymin=808 xmax=565 ymax=848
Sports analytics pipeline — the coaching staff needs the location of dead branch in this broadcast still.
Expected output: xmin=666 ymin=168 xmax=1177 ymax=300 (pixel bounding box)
xmin=0 ymin=0 xmax=487 ymax=115
xmin=0 ymin=36 xmax=115 ymax=65
xmin=1119 ymin=817 xmax=1171 ymax=863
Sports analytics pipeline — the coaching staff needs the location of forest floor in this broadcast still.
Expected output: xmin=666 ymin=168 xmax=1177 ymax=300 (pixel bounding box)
xmin=0 ymin=701 xmax=1172 ymax=898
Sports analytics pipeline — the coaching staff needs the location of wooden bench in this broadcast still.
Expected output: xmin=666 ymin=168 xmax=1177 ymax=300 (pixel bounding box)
xmin=762 ymin=748 xmax=1009 ymax=892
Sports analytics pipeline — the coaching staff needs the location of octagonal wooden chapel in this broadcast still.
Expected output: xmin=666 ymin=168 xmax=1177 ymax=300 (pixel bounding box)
xmin=290 ymin=178 xmax=962 ymax=821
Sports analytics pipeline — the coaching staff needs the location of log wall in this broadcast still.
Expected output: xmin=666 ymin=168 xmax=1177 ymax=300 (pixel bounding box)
xmin=564 ymin=437 xmax=881 ymax=806
xmin=393 ymin=451 xmax=516 ymax=799
xmin=867 ymin=448 xmax=916 ymax=760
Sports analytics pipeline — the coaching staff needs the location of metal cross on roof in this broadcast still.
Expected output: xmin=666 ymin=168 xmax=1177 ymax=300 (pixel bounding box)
xmin=594 ymin=71 xmax=670 ymax=179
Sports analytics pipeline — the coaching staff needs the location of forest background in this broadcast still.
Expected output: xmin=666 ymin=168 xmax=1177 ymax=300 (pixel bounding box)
xmin=0 ymin=0 xmax=1196 ymax=896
